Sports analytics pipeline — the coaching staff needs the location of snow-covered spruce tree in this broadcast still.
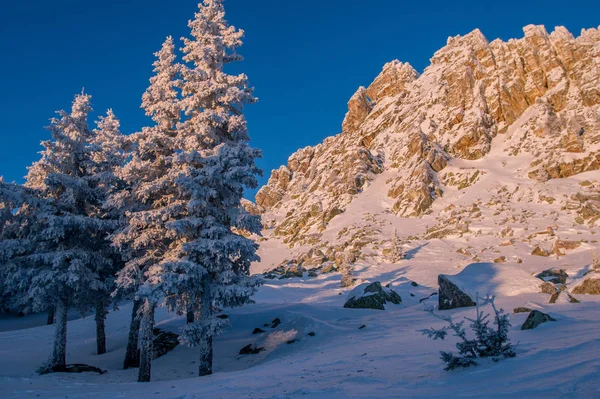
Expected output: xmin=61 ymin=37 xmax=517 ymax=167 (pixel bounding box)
xmin=388 ymin=229 xmax=405 ymax=263
xmin=156 ymin=0 xmax=263 ymax=377
xmin=340 ymin=262 xmax=355 ymax=288
xmin=110 ymin=36 xmax=182 ymax=380
xmin=420 ymin=296 xmax=516 ymax=371
xmin=21 ymin=93 xmax=119 ymax=372
xmin=0 ymin=180 xmax=38 ymax=313
xmin=89 ymin=109 xmax=129 ymax=355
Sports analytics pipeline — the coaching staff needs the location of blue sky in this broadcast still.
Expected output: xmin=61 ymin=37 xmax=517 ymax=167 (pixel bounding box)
xmin=0 ymin=0 xmax=598 ymax=198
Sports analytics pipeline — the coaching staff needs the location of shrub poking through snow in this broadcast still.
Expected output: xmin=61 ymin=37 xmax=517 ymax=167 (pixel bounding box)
xmin=420 ymin=296 xmax=516 ymax=371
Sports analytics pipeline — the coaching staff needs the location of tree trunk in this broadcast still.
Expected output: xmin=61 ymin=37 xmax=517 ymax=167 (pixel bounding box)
xmin=198 ymin=334 xmax=213 ymax=376
xmin=138 ymin=299 xmax=155 ymax=382
xmin=95 ymin=300 xmax=107 ymax=355
xmin=186 ymin=310 xmax=194 ymax=324
xmin=123 ymin=299 xmax=142 ymax=369
xmin=49 ymin=298 xmax=68 ymax=369
xmin=198 ymin=276 xmax=213 ymax=377
xmin=47 ymin=307 xmax=55 ymax=325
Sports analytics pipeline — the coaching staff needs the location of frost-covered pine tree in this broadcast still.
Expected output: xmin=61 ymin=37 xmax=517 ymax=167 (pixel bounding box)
xmin=89 ymin=109 xmax=129 ymax=355
xmin=159 ymin=0 xmax=263 ymax=377
xmin=420 ymin=296 xmax=516 ymax=371
xmin=21 ymin=93 xmax=119 ymax=372
xmin=110 ymin=36 xmax=182 ymax=381
xmin=0 ymin=180 xmax=39 ymax=313
xmin=389 ymin=229 xmax=405 ymax=263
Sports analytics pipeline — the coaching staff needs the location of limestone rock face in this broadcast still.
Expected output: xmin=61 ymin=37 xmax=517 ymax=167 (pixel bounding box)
xmin=253 ymin=24 xmax=600 ymax=248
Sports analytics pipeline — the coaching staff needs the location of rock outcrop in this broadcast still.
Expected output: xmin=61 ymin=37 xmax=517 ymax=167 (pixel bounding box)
xmin=254 ymin=25 xmax=600 ymax=248
xmin=521 ymin=310 xmax=556 ymax=330
xmin=572 ymin=272 xmax=600 ymax=294
xmin=344 ymin=282 xmax=402 ymax=310
xmin=438 ymin=275 xmax=477 ymax=310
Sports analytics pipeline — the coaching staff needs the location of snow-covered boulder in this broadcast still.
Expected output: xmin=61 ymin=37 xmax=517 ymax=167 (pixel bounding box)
xmin=439 ymin=263 xmax=543 ymax=310
xmin=344 ymin=282 xmax=402 ymax=310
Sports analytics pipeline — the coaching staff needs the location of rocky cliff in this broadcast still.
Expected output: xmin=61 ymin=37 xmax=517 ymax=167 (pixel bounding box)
xmin=252 ymin=25 xmax=600 ymax=274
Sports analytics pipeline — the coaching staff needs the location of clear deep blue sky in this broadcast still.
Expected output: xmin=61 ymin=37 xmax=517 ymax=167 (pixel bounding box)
xmin=1 ymin=0 xmax=598 ymax=198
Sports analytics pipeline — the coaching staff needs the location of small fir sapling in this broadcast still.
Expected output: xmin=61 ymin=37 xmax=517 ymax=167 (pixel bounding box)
xmin=419 ymin=296 xmax=516 ymax=371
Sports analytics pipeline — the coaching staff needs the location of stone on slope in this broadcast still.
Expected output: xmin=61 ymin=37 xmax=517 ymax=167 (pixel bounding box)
xmin=536 ymin=268 xmax=569 ymax=284
xmin=438 ymin=275 xmax=476 ymax=310
xmin=531 ymin=246 xmax=550 ymax=257
xmin=521 ymin=310 xmax=556 ymax=330
xmin=344 ymin=282 xmax=402 ymax=310
xmin=439 ymin=263 xmax=543 ymax=310
xmin=571 ymin=273 xmax=600 ymax=294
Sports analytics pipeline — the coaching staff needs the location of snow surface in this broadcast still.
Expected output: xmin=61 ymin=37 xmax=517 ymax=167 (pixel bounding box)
xmin=2 ymin=255 xmax=600 ymax=398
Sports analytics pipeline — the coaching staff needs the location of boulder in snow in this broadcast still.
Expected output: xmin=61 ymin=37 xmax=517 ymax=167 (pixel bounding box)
xmin=439 ymin=263 xmax=543 ymax=310
xmin=536 ymin=268 xmax=568 ymax=284
xmin=571 ymin=272 xmax=600 ymax=295
xmin=344 ymin=282 xmax=402 ymax=310
xmin=521 ymin=310 xmax=556 ymax=330
xmin=438 ymin=275 xmax=476 ymax=310
xmin=531 ymin=246 xmax=550 ymax=257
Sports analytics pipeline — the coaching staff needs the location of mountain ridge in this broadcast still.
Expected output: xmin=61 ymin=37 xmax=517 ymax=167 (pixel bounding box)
xmin=250 ymin=24 xmax=600 ymax=275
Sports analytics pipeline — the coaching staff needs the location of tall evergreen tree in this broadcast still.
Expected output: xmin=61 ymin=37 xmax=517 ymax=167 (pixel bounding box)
xmin=89 ymin=109 xmax=129 ymax=355
xmin=164 ymin=0 xmax=263 ymax=376
xmin=20 ymin=93 xmax=118 ymax=372
xmin=111 ymin=36 xmax=182 ymax=381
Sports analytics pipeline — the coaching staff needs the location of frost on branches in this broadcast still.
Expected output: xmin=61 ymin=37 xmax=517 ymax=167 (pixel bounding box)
xmin=110 ymin=35 xmax=183 ymax=381
xmin=166 ymin=0 xmax=263 ymax=377
xmin=388 ymin=229 xmax=406 ymax=263
xmin=420 ymin=296 xmax=516 ymax=371
xmin=20 ymin=93 xmax=123 ymax=372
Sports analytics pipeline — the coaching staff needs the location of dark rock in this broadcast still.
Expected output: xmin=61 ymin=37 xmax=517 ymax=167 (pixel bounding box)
xmin=343 ymin=282 xmax=402 ymax=310
xmin=536 ymin=268 xmax=568 ymax=284
xmin=411 ymin=281 xmax=419 ymax=287
xmin=513 ymin=307 xmax=532 ymax=314
xmin=308 ymin=332 xmax=316 ymax=337
xmin=287 ymin=339 xmax=298 ymax=344
xmin=438 ymin=275 xmax=476 ymax=310
xmin=521 ymin=310 xmax=556 ymax=330
xmin=152 ymin=328 xmax=180 ymax=360
xmin=549 ymin=292 xmax=560 ymax=304
xmin=410 ymin=293 xmax=415 ymax=297
xmin=239 ymin=344 xmax=265 ymax=355
xmin=359 ymin=325 xmax=366 ymax=329
xmin=271 ymin=318 xmax=281 ymax=328
xmin=252 ymin=328 xmax=266 ymax=335
xmin=216 ymin=314 xmax=229 ymax=319
xmin=308 ymin=271 xmax=318 ymax=277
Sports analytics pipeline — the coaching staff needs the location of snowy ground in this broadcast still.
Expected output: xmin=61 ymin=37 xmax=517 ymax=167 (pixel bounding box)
xmin=2 ymin=253 xmax=600 ymax=398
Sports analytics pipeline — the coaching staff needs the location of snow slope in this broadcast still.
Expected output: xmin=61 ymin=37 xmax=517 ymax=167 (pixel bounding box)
xmin=2 ymin=248 xmax=600 ymax=398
